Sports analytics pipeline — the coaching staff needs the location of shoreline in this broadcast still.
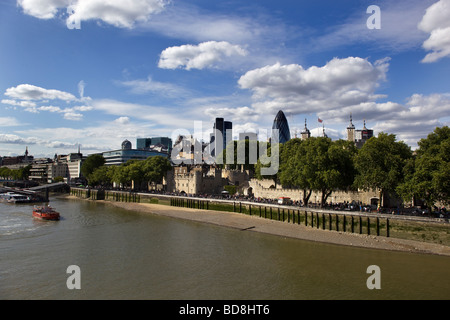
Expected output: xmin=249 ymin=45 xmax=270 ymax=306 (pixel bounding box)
xmin=63 ymin=195 xmax=450 ymax=257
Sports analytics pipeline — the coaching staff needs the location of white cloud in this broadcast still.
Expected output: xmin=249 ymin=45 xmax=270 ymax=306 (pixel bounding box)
xmin=418 ymin=0 xmax=450 ymax=63
xmin=144 ymin=3 xmax=283 ymax=44
xmin=68 ymin=0 xmax=168 ymax=28
xmin=63 ymin=112 xmax=83 ymax=121
xmin=2 ymin=84 xmax=93 ymax=121
xmin=4 ymin=84 xmax=77 ymax=101
xmin=73 ymin=105 xmax=93 ymax=112
xmin=119 ymin=76 xmax=189 ymax=97
xmin=115 ymin=117 xmax=131 ymax=125
xmin=0 ymin=117 xmax=22 ymax=127
xmin=238 ymin=57 xmax=389 ymax=115
xmin=78 ymin=80 xmax=86 ymax=98
xmin=17 ymin=0 xmax=70 ymax=19
xmin=204 ymin=106 xmax=259 ymax=123
xmin=1 ymin=99 xmax=37 ymax=108
xmin=18 ymin=0 xmax=169 ymax=28
xmin=38 ymin=105 xmax=62 ymax=113
xmin=315 ymin=92 xmax=450 ymax=149
xmin=158 ymin=41 xmax=248 ymax=70
xmin=0 ymin=133 xmax=40 ymax=145
xmin=91 ymin=99 xmax=194 ymax=129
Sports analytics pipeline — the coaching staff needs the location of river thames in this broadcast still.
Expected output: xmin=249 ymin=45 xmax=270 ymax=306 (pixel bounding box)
xmin=1 ymin=196 xmax=449 ymax=300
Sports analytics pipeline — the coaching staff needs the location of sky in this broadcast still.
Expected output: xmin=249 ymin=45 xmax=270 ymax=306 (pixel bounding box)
xmin=1 ymin=0 xmax=450 ymax=158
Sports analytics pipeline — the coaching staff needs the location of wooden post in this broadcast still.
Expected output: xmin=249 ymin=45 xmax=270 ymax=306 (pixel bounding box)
xmin=249 ymin=204 xmax=252 ymax=216
xmin=336 ymin=214 xmax=339 ymax=232
xmin=316 ymin=212 xmax=319 ymax=229
xmin=239 ymin=202 xmax=242 ymax=213
xmin=351 ymin=216 xmax=354 ymax=233
xmin=386 ymin=218 xmax=390 ymax=237
xmin=367 ymin=217 xmax=371 ymax=235
xmin=305 ymin=211 xmax=307 ymax=226
xmin=376 ymin=217 xmax=380 ymax=236
xmin=329 ymin=214 xmax=332 ymax=230
xmin=359 ymin=216 xmax=363 ymax=234
xmin=322 ymin=213 xmax=325 ymax=229
xmin=343 ymin=215 xmax=346 ymax=232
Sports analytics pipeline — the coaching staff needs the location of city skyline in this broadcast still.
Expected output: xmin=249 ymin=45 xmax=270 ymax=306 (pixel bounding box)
xmin=1 ymin=0 xmax=450 ymax=158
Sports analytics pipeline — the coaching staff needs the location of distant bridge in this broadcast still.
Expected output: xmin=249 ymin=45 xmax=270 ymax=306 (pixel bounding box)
xmin=0 ymin=182 xmax=69 ymax=202
xmin=27 ymin=182 xmax=69 ymax=191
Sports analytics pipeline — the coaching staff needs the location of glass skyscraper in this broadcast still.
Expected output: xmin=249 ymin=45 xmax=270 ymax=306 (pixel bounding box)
xmin=272 ymin=110 xmax=291 ymax=143
xmin=210 ymin=117 xmax=232 ymax=157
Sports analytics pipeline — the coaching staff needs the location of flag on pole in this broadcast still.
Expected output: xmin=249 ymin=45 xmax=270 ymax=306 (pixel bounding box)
xmin=318 ymin=118 xmax=323 ymax=123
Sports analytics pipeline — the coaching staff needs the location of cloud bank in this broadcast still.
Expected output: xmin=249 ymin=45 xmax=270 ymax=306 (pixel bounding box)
xmin=419 ymin=0 xmax=450 ymax=63
xmin=158 ymin=41 xmax=248 ymax=70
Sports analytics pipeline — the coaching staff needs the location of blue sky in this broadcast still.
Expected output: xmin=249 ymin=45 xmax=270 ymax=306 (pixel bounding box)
xmin=1 ymin=0 xmax=449 ymax=157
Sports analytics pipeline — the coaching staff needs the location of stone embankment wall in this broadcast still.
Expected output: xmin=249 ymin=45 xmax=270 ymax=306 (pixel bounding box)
xmin=249 ymin=179 xmax=379 ymax=205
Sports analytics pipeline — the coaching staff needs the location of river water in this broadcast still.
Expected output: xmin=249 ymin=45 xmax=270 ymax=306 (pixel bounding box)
xmin=1 ymin=196 xmax=449 ymax=300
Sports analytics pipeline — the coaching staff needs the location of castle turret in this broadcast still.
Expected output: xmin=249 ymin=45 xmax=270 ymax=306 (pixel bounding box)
xmin=347 ymin=113 xmax=355 ymax=142
xmin=301 ymin=118 xmax=311 ymax=140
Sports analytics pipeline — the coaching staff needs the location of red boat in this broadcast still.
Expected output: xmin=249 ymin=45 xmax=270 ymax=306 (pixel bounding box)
xmin=33 ymin=206 xmax=60 ymax=221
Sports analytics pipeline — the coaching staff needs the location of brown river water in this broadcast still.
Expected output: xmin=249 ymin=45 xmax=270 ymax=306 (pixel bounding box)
xmin=1 ymin=196 xmax=449 ymax=300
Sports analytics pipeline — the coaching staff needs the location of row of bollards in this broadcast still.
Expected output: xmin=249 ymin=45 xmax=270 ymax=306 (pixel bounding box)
xmin=169 ymin=198 xmax=390 ymax=237
xmin=302 ymin=210 xmax=389 ymax=237
xmin=170 ymin=197 xmax=209 ymax=210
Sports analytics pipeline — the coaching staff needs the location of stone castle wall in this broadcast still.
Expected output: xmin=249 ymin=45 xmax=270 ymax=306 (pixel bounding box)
xmin=249 ymin=179 xmax=380 ymax=206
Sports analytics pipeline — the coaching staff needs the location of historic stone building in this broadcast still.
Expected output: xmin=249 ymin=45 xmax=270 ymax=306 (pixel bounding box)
xmin=165 ymin=165 xmax=251 ymax=196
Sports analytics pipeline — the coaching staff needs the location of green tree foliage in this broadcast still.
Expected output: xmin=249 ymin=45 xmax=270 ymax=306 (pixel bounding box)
xmin=397 ymin=126 xmax=450 ymax=211
xmin=354 ymin=132 xmax=412 ymax=207
xmin=88 ymin=156 xmax=172 ymax=191
xmin=0 ymin=165 xmax=31 ymax=180
xmin=271 ymin=137 xmax=356 ymax=207
xmin=88 ymin=165 xmax=112 ymax=187
xmin=81 ymin=154 xmax=105 ymax=181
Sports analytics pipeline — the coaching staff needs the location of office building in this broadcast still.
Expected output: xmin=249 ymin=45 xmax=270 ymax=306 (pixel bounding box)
xmin=102 ymin=140 xmax=168 ymax=166
xmin=210 ymin=118 xmax=232 ymax=157
xmin=272 ymin=110 xmax=291 ymax=143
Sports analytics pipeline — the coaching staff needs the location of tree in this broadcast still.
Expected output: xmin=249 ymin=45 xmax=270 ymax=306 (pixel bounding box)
xmin=278 ymin=137 xmax=356 ymax=207
xmin=278 ymin=138 xmax=313 ymax=206
xmin=81 ymin=154 xmax=105 ymax=182
xmin=89 ymin=166 xmax=112 ymax=188
xmin=354 ymin=132 xmax=412 ymax=208
xmin=143 ymin=156 xmax=172 ymax=186
xmin=397 ymin=126 xmax=450 ymax=212
xmin=0 ymin=167 xmax=12 ymax=180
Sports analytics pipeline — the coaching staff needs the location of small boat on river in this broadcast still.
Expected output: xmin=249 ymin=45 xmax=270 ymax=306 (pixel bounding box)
xmin=33 ymin=205 xmax=60 ymax=221
xmin=0 ymin=192 xmax=31 ymax=203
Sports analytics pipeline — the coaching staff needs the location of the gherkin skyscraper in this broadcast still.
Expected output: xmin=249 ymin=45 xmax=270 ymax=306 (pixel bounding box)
xmin=272 ymin=110 xmax=291 ymax=143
